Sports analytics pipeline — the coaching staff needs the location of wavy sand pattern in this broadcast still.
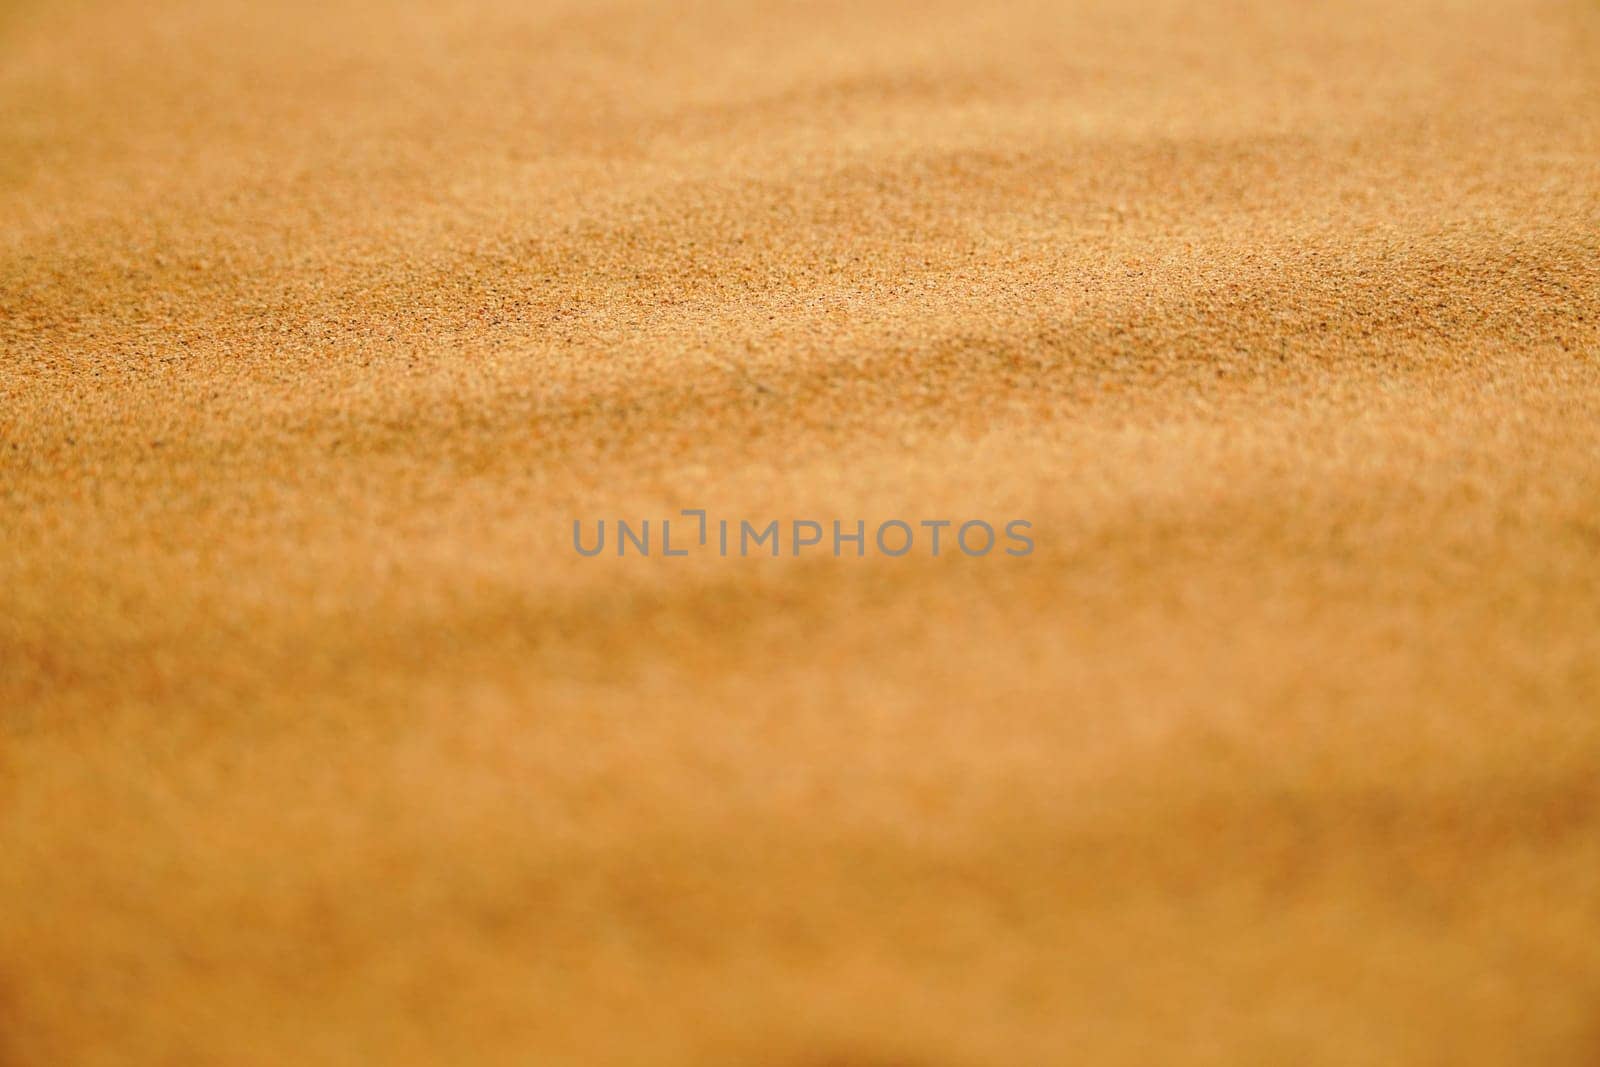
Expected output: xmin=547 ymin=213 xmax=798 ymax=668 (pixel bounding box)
xmin=3 ymin=0 xmax=1600 ymax=1063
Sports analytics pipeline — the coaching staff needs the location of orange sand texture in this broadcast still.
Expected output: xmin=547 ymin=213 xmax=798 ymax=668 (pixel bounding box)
xmin=4 ymin=0 xmax=1600 ymax=1063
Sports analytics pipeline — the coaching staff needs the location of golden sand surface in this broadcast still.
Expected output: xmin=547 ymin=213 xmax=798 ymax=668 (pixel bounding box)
xmin=3 ymin=0 xmax=1600 ymax=1062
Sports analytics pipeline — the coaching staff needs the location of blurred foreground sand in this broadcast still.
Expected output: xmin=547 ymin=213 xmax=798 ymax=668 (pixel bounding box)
xmin=3 ymin=0 xmax=1600 ymax=1063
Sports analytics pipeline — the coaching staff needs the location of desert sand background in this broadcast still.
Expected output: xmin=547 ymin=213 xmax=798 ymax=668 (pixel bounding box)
xmin=3 ymin=0 xmax=1600 ymax=1063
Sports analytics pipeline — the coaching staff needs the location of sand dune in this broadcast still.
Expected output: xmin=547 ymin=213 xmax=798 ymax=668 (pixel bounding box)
xmin=3 ymin=0 xmax=1600 ymax=1063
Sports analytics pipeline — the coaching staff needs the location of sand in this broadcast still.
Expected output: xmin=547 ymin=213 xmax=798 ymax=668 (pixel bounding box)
xmin=3 ymin=0 xmax=1600 ymax=1063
